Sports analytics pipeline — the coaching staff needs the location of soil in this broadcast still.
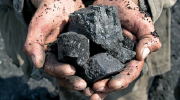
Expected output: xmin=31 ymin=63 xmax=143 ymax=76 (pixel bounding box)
xmin=0 ymin=1 xmax=180 ymax=100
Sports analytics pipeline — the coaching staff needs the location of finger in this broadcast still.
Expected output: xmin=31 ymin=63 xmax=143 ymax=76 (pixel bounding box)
xmin=122 ymin=28 xmax=137 ymax=42
xmin=24 ymin=43 xmax=45 ymax=69
xmin=56 ymin=76 xmax=87 ymax=90
xmin=113 ymin=84 xmax=129 ymax=92
xmin=90 ymin=92 xmax=108 ymax=100
xmin=136 ymin=34 xmax=162 ymax=60
xmin=79 ymin=87 xmax=94 ymax=97
xmin=93 ymin=79 xmax=113 ymax=94
xmin=43 ymin=52 xmax=76 ymax=78
xmin=44 ymin=26 xmax=61 ymax=45
xmin=23 ymin=14 xmax=54 ymax=69
xmin=74 ymin=0 xmax=85 ymax=10
xmin=108 ymin=60 xmax=144 ymax=90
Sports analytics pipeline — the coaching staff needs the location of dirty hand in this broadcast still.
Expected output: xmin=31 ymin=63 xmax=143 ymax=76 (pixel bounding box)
xmin=24 ymin=0 xmax=87 ymax=91
xmin=80 ymin=0 xmax=162 ymax=99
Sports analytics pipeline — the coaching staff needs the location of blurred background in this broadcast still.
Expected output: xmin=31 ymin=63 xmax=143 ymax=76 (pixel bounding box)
xmin=0 ymin=1 xmax=179 ymax=100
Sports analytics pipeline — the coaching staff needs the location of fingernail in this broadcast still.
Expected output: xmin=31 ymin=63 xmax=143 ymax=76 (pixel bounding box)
xmin=98 ymin=96 xmax=102 ymax=100
xmin=70 ymin=65 xmax=76 ymax=72
xmin=31 ymin=55 xmax=36 ymax=65
xmin=96 ymin=87 xmax=106 ymax=92
xmin=142 ymin=48 xmax=150 ymax=60
xmin=74 ymin=87 xmax=82 ymax=90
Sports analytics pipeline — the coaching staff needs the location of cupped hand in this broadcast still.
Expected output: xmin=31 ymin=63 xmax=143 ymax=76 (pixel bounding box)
xmin=24 ymin=0 xmax=84 ymax=68
xmin=24 ymin=0 xmax=87 ymax=91
xmin=79 ymin=0 xmax=162 ymax=99
xmin=44 ymin=52 xmax=87 ymax=90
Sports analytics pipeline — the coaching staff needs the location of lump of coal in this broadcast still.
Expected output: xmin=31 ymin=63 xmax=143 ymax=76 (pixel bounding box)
xmin=58 ymin=32 xmax=90 ymax=66
xmin=68 ymin=4 xmax=123 ymax=50
xmin=108 ymin=47 xmax=136 ymax=63
xmin=122 ymin=34 xmax=136 ymax=50
xmin=81 ymin=53 xmax=125 ymax=83
xmin=57 ymin=5 xmax=136 ymax=83
xmin=68 ymin=4 xmax=136 ymax=63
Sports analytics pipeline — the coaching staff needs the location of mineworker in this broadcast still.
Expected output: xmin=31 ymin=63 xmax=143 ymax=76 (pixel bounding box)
xmin=0 ymin=0 xmax=176 ymax=100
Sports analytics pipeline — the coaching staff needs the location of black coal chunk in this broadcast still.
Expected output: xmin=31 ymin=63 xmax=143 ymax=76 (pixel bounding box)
xmin=68 ymin=4 xmax=123 ymax=50
xmin=58 ymin=32 xmax=90 ymax=66
xmin=81 ymin=53 xmax=125 ymax=83
xmin=108 ymin=47 xmax=136 ymax=63
xmin=122 ymin=34 xmax=136 ymax=50
xmin=68 ymin=4 xmax=136 ymax=63
xmin=57 ymin=5 xmax=136 ymax=84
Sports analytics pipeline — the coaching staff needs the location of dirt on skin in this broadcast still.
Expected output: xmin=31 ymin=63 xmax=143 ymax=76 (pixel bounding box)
xmin=0 ymin=1 xmax=180 ymax=100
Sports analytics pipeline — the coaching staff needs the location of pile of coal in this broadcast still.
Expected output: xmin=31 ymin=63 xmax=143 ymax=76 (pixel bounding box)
xmin=58 ymin=5 xmax=136 ymax=84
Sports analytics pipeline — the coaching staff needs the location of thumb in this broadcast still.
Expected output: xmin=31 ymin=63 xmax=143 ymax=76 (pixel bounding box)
xmin=23 ymin=8 xmax=52 ymax=69
xmin=136 ymin=34 xmax=162 ymax=61
xmin=24 ymin=42 xmax=45 ymax=69
xmin=23 ymin=0 xmax=67 ymax=69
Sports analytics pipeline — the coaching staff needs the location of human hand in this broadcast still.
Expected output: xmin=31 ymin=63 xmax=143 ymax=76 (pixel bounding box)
xmin=44 ymin=52 xmax=87 ymax=90
xmin=79 ymin=0 xmax=162 ymax=99
xmin=24 ymin=0 xmax=84 ymax=68
xmin=81 ymin=60 xmax=144 ymax=100
xmin=24 ymin=0 xmax=87 ymax=91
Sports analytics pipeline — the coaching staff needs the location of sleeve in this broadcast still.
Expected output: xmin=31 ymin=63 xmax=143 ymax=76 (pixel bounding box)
xmin=13 ymin=0 xmax=36 ymax=25
xmin=0 ymin=0 xmax=47 ymax=82
xmin=144 ymin=0 xmax=176 ymax=76
xmin=147 ymin=0 xmax=177 ymax=23
xmin=13 ymin=0 xmax=26 ymax=24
